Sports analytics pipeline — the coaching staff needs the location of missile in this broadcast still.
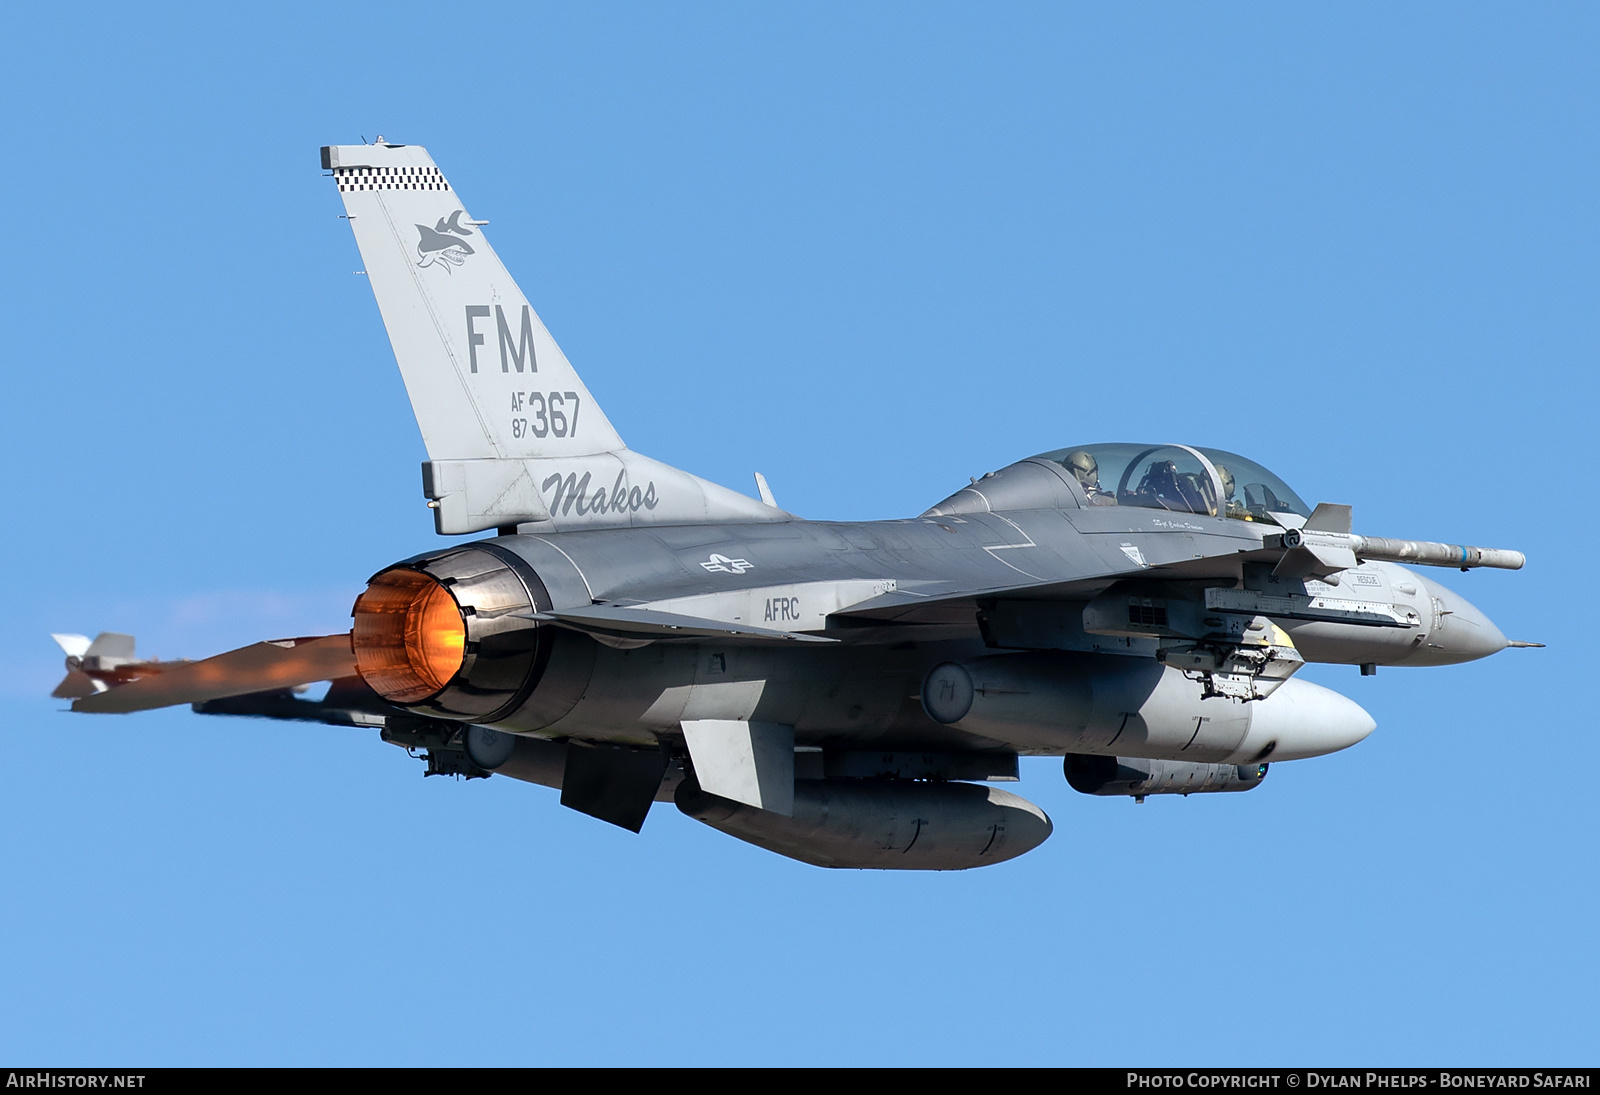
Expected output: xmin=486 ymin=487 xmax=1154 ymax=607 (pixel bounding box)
xmin=1273 ymin=527 xmax=1525 ymax=572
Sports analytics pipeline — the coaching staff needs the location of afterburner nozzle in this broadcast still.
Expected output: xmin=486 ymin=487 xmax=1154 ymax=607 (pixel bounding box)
xmin=351 ymin=568 xmax=466 ymax=703
xmin=349 ymin=546 xmax=549 ymax=722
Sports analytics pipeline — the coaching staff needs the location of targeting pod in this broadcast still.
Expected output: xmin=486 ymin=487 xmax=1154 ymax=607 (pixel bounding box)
xmin=921 ymin=653 xmax=1375 ymax=763
xmin=1065 ymin=754 xmax=1268 ymax=800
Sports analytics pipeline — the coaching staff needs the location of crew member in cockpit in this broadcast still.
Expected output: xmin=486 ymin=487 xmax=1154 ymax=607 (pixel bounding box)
xmin=1063 ymin=450 xmax=1117 ymax=505
xmin=1214 ymin=464 xmax=1247 ymax=519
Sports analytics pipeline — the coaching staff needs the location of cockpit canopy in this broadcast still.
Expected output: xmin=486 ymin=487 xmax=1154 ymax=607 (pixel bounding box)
xmin=926 ymin=443 xmax=1311 ymax=522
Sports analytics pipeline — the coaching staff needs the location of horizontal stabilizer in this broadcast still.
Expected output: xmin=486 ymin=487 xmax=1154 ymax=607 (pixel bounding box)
xmin=530 ymin=605 xmax=837 ymax=644
xmin=191 ymin=675 xmax=396 ymax=728
xmin=73 ymin=634 xmax=356 ymax=714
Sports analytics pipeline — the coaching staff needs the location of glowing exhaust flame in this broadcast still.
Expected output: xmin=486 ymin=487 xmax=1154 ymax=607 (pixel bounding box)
xmin=351 ymin=569 xmax=466 ymax=702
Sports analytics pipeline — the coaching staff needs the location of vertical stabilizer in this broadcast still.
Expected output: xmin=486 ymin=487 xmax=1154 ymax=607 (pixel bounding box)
xmin=325 ymin=141 xmax=622 ymax=461
xmin=325 ymin=141 xmax=780 ymax=534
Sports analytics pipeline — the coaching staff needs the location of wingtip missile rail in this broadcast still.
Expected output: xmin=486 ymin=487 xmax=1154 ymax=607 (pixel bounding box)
xmin=1273 ymin=528 xmax=1525 ymax=572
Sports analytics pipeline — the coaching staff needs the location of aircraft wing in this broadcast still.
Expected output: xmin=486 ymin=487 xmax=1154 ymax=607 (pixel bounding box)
xmin=834 ymin=512 xmax=1524 ymax=628
xmin=831 ymin=555 xmax=1247 ymax=626
xmin=532 ymin=605 xmax=839 ymax=644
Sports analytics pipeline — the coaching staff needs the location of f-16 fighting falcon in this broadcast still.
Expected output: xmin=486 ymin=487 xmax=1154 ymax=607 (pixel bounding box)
xmin=54 ymin=140 xmax=1538 ymax=870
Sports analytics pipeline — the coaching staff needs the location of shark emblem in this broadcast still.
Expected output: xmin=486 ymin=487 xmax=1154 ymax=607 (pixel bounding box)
xmin=415 ymin=210 xmax=476 ymax=272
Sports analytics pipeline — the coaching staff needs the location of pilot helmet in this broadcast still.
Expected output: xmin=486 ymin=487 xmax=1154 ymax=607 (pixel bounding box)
xmin=1215 ymin=464 xmax=1236 ymax=499
xmin=1064 ymin=450 xmax=1099 ymax=489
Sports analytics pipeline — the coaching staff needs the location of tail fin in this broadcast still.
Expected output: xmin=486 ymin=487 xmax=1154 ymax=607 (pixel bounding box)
xmin=51 ymin=632 xmax=97 ymax=698
xmin=325 ymin=141 xmax=777 ymax=534
xmin=83 ymin=632 xmax=137 ymax=663
xmin=324 ymin=141 xmax=623 ymax=460
xmin=51 ymin=633 xmax=92 ymax=659
xmin=50 ymin=631 xmax=138 ymax=699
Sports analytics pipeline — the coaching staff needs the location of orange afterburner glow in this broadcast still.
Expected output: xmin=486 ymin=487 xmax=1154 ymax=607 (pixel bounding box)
xmin=351 ymin=568 xmax=466 ymax=703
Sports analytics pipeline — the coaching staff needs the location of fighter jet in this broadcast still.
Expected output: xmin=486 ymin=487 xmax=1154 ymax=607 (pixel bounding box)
xmin=57 ymin=139 xmax=1537 ymax=870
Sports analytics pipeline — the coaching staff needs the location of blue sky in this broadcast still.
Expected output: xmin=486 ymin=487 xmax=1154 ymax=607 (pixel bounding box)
xmin=0 ymin=2 xmax=1593 ymax=1065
